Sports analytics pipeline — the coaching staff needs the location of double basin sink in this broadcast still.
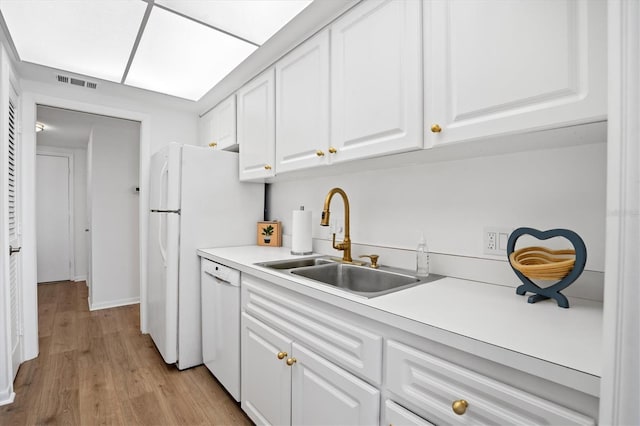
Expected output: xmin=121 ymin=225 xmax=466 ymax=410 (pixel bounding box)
xmin=256 ymin=256 xmax=443 ymax=298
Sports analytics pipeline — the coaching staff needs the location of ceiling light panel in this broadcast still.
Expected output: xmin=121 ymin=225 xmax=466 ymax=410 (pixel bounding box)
xmin=0 ymin=0 xmax=147 ymax=82
xmin=125 ymin=6 xmax=257 ymax=101
xmin=155 ymin=0 xmax=313 ymax=45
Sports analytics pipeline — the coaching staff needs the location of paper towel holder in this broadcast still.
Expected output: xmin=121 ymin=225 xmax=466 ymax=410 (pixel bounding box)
xmin=291 ymin=206 xmax=313 ymax=255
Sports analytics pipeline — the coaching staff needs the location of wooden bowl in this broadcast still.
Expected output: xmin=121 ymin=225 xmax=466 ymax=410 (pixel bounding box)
xmin=508 ymin=246 xmax=576 ymax=281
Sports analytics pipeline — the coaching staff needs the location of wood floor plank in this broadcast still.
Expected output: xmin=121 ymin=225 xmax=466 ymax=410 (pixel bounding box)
xmin=0 ymin=281 xmax=250 ymax=426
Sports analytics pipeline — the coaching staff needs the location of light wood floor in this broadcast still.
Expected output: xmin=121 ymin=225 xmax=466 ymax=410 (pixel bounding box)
xmin=0 ymin=281 xmax=251 ymax=425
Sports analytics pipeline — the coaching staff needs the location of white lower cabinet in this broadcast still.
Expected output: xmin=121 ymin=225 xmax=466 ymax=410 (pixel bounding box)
xmin=239 ymin=274 xmax=595 ymax=426
xmin=384 ymin=400 xmax=434 ymax=426
xmin=241 ymin=312 xmax=380 ymax=426
xmin=242 ymin=313 xmax=292 ymax=426
xmin=291 ymin=343 xmax=379 ymax=426
xmin=385 ymin=340 xmax=594 ymax=426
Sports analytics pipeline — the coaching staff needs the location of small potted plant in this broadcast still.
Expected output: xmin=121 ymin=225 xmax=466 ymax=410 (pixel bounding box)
xmin=261 ymin=224 xmax=274 ymax=244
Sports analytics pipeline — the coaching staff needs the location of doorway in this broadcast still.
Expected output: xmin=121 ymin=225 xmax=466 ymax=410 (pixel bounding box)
xmin=35 ymin=105 xmax=141 ymax=310
xmin=36 ymin=152 xmax=72 ymax=283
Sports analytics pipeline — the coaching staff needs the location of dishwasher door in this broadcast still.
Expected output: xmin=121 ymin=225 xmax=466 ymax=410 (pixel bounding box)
xmin=201 ymin=258 xmax=241 ymax=401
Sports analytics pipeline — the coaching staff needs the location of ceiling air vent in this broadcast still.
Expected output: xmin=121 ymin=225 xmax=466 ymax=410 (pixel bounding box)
xmin=55 ymin=74 xmax=98 ymax=90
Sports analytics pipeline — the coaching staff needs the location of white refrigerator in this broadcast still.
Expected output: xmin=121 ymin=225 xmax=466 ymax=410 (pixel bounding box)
xmin=148 ymin=143 xmax=264 ymax=370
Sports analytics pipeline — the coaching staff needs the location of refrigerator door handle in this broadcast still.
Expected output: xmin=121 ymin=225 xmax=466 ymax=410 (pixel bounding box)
xmin=159 ymin=159 xmax=169 ymax=209
xmin=159 ymin=212 xmax=167 ymax=267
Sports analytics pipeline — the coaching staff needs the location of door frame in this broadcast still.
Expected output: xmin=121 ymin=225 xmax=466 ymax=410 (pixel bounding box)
xmin=19 ymin=93 xmax=151 ymax=362
xmin=35 ymin=149 xmax=75 ymax=283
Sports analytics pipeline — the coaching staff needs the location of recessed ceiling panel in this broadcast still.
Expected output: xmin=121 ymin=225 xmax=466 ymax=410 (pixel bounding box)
xmin=125 ymin=7 xmax=257 ymax=101
xmin=155 ymin=0 xmax=313 ymax=45
xmin=0 ymin=0 xmax=147 ymax=82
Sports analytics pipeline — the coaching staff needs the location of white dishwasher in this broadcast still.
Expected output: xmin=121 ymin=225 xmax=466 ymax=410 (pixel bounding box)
xmin=201 ymin=258 xmax=241 ymax=401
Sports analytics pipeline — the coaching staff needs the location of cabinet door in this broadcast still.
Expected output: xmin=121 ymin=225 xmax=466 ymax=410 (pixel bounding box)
xmin=426 ymin=0 xmax=606 ymax=147
xmin=384 ymin=400 xmax=435 ymax=426
xmin=276 ymin=30 xmax=330 ymax=173
xmin=211 ymin=95 xmax=237 ymax=150
xmin=238 ymin=69 xmax=275 ymax=181
xmin=291 ymin=343 xmax=380 ymax=426
xmin=241 ymin=313 xmax=292 ymax=426
xmin=330 ymin=0 xmax=422 ymax=163
xmin=198 ymin=109 xmax=215 ymax=148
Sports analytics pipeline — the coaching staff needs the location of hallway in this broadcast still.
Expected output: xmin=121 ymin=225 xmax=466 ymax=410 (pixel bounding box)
xmin=0 ymin=281 xmax=250 ymax=425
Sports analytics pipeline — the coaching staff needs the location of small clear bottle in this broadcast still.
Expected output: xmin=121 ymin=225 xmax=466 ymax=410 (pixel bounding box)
xmin=416 ymin=234 xmax=429 ymax=277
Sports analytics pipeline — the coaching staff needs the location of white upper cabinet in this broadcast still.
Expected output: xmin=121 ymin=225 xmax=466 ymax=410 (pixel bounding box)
xmin=198 ymin=108 xmax=215 ymax=148
xmin=426 ymin=0 xmax=606 ymax=147
xmin=211 ymin=95 xmax=237 ymax=150
xmin=276 ymin=30 xmax=331 ymax=173
xmin=199 ymin=95 xmax=237 ymax=150
xmin=238 ymin=69 xmax=276 ymax=181
xmin=330 ymin=0 xmax=423 ymax=163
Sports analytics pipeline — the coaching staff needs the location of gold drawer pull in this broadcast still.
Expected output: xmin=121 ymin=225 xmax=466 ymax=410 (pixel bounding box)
xmin=264 ymin=164 xmax=272 ymax=170
xmin=208 ymin=142 xmax=217 ymax=148
xmin=328 ymin=147 xmax=337 ymax=154
xmin=277 ymin=351 xmax=287 ymax=360
xmin=316 ymin=150 xmax=325 ymax=157
xmin=430 ymin=124 xmax=442 ymax=133
xmin=452 ymin=399 xmax=468 ymax=415
xmin=286 ymin=357 xmax=297 ymax=366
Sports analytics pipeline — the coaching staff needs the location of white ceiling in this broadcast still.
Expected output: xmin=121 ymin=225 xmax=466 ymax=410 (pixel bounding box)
xmin=0 ymin=0 xmax=311 ymax=101
xmin=36 ymin=105 xmax=136 ymax=149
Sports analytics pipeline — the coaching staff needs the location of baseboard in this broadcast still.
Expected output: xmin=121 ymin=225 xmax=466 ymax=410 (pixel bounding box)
xmin=89 ymin=297 xmax=140 ymax=311
xmin=73 ymin=275 xmax=87 ymax=282
xmin=0 ymin=385 xmax=15 ymax=406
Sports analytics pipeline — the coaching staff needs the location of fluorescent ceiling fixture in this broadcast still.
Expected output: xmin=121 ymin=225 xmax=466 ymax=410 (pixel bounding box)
xmin=0 ymin=0 xmax=147 ymax=83
xmin=125 ymin=6 xmax=257 ymax=101
xmin=155 ymin=0 xmax=313 ymax=45
xmin=35 ymin=122 xmax=44 ymax=132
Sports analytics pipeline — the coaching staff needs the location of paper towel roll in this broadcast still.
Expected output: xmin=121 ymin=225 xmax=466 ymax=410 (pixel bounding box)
xmin=291 ymin=207 xmax=312 ymax=255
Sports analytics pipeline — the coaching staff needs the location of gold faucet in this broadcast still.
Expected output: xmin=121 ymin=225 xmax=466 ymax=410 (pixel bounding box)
xmin=320 ymin=187 xmax=352 ymax=262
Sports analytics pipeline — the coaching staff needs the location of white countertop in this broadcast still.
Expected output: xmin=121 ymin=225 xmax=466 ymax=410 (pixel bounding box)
xmin=197 ymin=245 xmax=602 ymax=396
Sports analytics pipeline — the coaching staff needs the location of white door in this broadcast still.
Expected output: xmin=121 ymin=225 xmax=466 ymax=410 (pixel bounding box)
xmin=36 ymin=153 xmax=71 ymax=282
xmin=275 ymin=29 xmax=330 ymax=172
xmin=291 ymin=343 xmax=380 ymax=426
xmin=426 ymin=0 xmax=606 ymax=146
xmin=7 ymin=90 xmax=22 ymax=378
xmin=241 ymin=313 xmax=292 ymax=426
xmin=330 ymin=0 xmax=423 ymax=162
xmin=211 ymin=95 xmax=237 ymax=150
xmin=238 ymin=69 xmax=276 ymax=181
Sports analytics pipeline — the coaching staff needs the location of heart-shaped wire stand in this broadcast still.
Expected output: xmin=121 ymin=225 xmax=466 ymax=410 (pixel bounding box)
xmin=507 ymin=227 xmax=587 ymax=308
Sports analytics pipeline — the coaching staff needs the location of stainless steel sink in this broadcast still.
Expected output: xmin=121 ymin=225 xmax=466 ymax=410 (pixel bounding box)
xmin=255 ymin=257 xmax=334 ymax=270
xmin=256 ymin=256 xmax=443 ymax=298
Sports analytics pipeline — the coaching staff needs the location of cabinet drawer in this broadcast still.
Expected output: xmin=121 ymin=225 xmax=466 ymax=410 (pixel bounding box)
xmin=384 ymin=400 xmax=434 ymax=426
xmin=243 ymin=276 xmax=383 ymax=385
xmin=385 ymin=340 xmax=594 ymax=425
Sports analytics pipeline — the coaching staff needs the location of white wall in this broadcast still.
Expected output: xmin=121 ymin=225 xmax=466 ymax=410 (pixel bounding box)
xmin=88 ymin=118 xmax=140 ymax=309
xmin=268 ymin=142 xmax=607 ymax=295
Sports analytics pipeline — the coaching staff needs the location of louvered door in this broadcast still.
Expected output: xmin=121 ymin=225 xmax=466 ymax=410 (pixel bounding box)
xmin=8 ymin=87 xmax=22 ymax=379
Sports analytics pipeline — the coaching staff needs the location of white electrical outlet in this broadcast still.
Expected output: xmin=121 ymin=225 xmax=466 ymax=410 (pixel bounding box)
xmin=484 ymin=227 xmax=512 ymax=255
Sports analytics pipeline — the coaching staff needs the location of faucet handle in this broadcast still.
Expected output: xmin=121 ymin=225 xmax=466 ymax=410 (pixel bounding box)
xmin=359 ymin=254 xmax=379 ymax=269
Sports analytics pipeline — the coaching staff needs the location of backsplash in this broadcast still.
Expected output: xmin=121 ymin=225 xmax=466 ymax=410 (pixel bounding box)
xmin=269 ymin=142 xmax=606 ymax=301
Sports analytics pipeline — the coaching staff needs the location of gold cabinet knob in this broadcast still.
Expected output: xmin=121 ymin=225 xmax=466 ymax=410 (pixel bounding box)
xmin=328 ymin=147 xmax=337 ymax=154
xmin=208 ymin=142 xmax=217 ymax=148
xmin=316 ymin=150 xmax=325 ymax=157
xmin=277 ymin=351 xmax=287 ymax=360
xmin=452 ymin=399 xmax=468 ymax=415
xmin=286 ymin=357 xmax=297 ymax=366
xmin=264 ymin=164 xmax=272 ymax=170
xmin=431 ymin=124 xmax=442 ymax=133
